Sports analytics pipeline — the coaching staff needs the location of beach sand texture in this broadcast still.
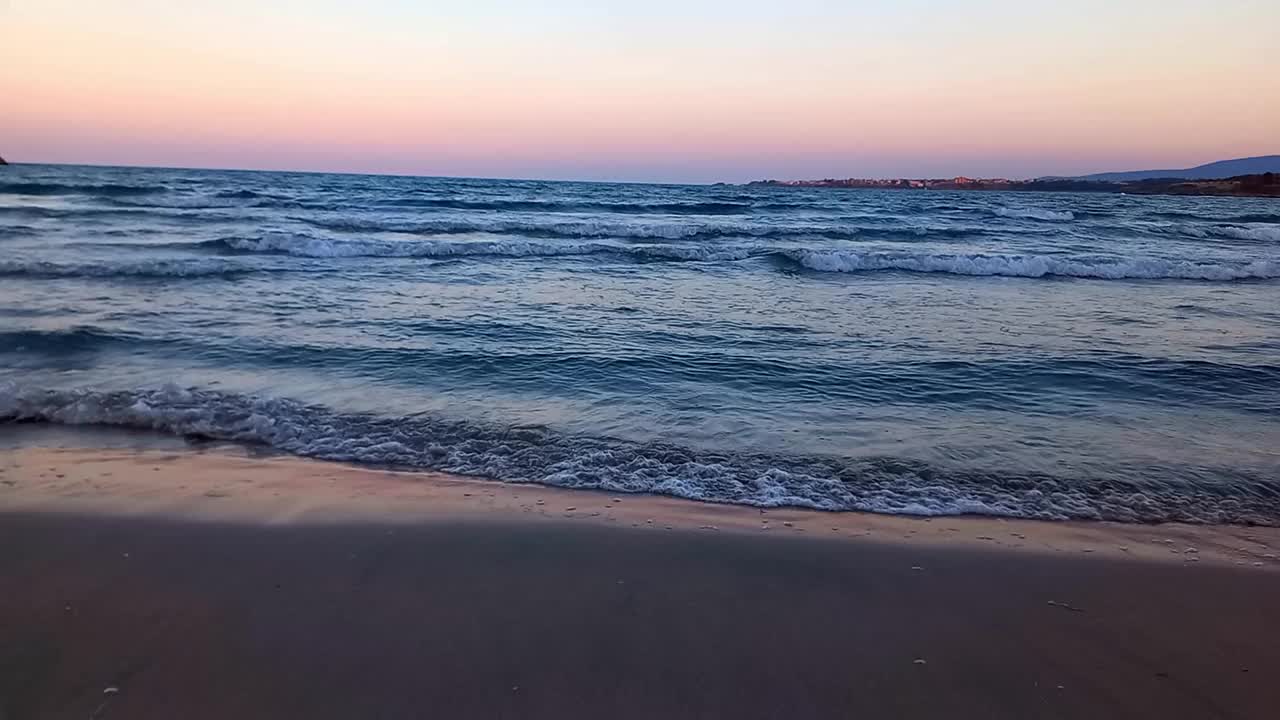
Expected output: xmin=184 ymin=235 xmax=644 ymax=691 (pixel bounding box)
xmin=2 ymin=444 xmax=1278 ymax=719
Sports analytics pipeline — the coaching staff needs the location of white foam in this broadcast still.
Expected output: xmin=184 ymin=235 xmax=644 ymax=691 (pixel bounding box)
xmin=300 ymin=216 xmax=894 ymax=241
xmin=306 ymin=216 xmax=733 ymax=240
xmin=993 ymin=206 xmax=1075 ymax=222
xmin=2 ymin=383 xmax=1275 ymax=525
xmin=1216 ymin=225 xmax=1280 ymax=243
xmin=787 ymin=250 xmax=1280 ymax=280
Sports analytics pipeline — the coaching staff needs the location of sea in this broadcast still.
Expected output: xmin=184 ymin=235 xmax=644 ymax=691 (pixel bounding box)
xmin=2 ymin=164 xmax=1279 ymax=524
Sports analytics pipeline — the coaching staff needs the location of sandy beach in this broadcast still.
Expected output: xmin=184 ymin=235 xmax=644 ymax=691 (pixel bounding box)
xmin=2 ymin=439 xmax=1278 ymax=719
xmin=8 ymin=2 xmax=1280 ymax=716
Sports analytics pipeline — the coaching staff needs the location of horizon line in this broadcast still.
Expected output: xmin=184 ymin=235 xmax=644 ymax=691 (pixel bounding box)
xmin=0 ymin=159 xmax=1055 ymax=186
xmin=2 ymin=156 xmax=1273 ymax=186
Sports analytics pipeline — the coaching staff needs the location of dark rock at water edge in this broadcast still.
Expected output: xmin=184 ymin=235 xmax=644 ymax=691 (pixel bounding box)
xmin=0 ymin=155 xmax=8 ymax=165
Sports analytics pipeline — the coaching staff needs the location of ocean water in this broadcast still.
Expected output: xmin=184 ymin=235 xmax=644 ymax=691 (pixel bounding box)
xmin=3 ymin=164 xmax=1279 ymax=524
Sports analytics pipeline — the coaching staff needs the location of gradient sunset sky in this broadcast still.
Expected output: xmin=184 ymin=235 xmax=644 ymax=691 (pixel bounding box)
xmin=4 ymin=0 xmax=1277 ymax=182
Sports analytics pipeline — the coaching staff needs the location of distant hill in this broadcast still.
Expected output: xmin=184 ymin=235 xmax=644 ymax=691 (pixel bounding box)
xmin=1076 ymin=155 xmax=1280 ymax=182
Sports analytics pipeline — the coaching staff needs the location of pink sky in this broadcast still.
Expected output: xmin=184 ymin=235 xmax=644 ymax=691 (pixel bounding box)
xmin=3 ymin=1 xmax=1277 ymax=182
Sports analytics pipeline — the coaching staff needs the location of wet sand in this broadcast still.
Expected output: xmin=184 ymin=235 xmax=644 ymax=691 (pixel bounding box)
xmin=2 ymin=443 xmax=1279 ymax=718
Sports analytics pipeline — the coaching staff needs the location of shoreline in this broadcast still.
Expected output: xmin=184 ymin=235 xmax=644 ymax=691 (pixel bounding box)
xmin=4 ymin=439 xmax=1280 ymax=718
xmin=2 ymin=441 xmax=1277 ymax=569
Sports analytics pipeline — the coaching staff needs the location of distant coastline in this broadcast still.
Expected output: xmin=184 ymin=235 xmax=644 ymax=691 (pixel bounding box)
xmin=746 ymin=173 xmax=1280 ymax=198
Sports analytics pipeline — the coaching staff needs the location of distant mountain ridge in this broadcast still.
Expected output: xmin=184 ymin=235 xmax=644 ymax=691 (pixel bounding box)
xmin=1075 ymin=155 xmax=1280 ymax=182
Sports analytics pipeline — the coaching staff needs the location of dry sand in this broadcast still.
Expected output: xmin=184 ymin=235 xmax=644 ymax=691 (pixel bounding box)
xmin=2 ymin=442 xmax=1278 ymax=718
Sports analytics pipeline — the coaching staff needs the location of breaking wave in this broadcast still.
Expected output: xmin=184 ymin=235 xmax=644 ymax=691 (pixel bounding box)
xmin=362 ymin=198 xmax=756 ymax=215
xmin=1214 ymin=225 xmax=1280 ymax=243
xmin=786 ymin=250 xmax=1280 ymax=280
xmin=992 ymin=206 xmax=1075 ymax=222
xmin=15 ymin=235 xmax=1278 ymax=282
xmin=295 ymin=215 xmax=977 ymax=242
xmin=3 ymin=383 xmax=1276 ymax=525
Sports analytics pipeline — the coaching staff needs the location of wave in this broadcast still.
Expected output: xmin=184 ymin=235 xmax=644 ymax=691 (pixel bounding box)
xmin=1154 ymin=211 xmax=1280 ymax=224
xmin=992 ymin=206 xmax=1075 ymax=222
xmin=295 ymin=215 xmax=978 ymax=242
xmin=106 ymin=197 xmax=245 ymax=210
xmin=1172 ymin=224 xmax=1280 ymax=244
xmin=242 ymin=196 xmax=772 ymax=215
xmin=1139 ymin=220 xmax=1280 ymax=245
xmin=0 ymin=224 xmax=38 ymax=238
xmin=10 ymin=326 xmax=1274 ymax=414
xmin=210 ymin=234 xmax=752 ymax=261
xmin=0 ymin=205 xmax=214 ymax=222
xmin=1214 ymin=225 xmax=1280 ymax=243
xmin=0 ymin=258 xmax=287 ymax=279
xmin=0 ymin=327 xmax=138 ymax=355
xmin=72 ymin=235 xmax=1280 ymax=282
xmin=1228 ymin=213 xmax=1280 ymax=225
xmin=785 ymin=250 xmax=1280 ymax=280
xmin=216 ymin=189 xmax=284 ymax=200
xmin=9 ymin=234 xmax=1275 ymax=282
xmin=107 ymin=188 xmax=295 ymax=209
xmin=359 ymin=197 xmax=756 ymax=215
xmin=0 ymin=181 xmax=164 ymax=197
xmin=2 ymin=383 xmax=1275 ymax=525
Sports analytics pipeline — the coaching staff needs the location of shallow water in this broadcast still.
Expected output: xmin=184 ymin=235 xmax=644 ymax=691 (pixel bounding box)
xmin=3 ymin=164 xmax=1278 ymax=523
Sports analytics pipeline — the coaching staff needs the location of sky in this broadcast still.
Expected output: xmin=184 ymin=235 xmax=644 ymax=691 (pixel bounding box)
xmin=3 ymin=0 xmax=1278 ymax=183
